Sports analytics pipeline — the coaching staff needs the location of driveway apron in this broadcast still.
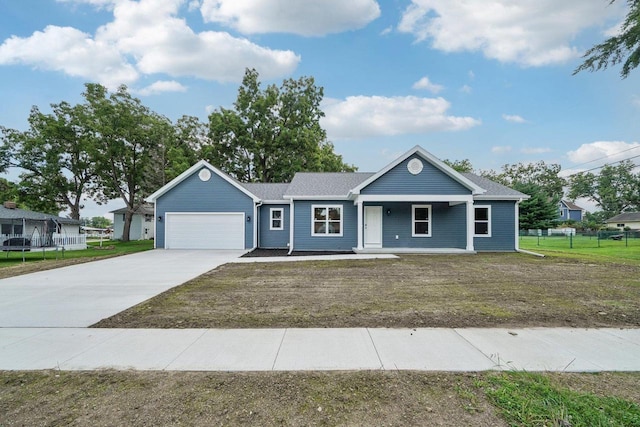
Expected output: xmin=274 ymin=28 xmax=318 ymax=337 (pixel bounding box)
xmin=0 ymin=249 xmax=243 ymax=327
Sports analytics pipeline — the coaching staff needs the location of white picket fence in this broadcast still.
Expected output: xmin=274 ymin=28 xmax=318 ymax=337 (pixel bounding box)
xmin=1 ymin=233 xmax=87 ymax=250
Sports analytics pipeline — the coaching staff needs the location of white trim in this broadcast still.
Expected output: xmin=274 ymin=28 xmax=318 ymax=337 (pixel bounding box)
xmin=146 ymin=160 xmax=260 ymax=203
xmin=466 ymin=201 xmax=474 ymax=251
xmin=283 ymin=195 xmax=351 ymax=200
xmin=350 ymin=145 xmax=485 ymax=196
xmin=356 ymin=200 xmax=364 ymax=250
xmin=411 ymin=204 xmax=432 ymax=237
xmin=270 ymin=208 xmax=284 ymax=230
xmin=253 ymin=202 xmax=259 ymax=250
xmin=474 ymin=195 xmax=530 ymax=201
xmin=311 ymin=204 xmax=344 ymax=237
xmin=515 ymin=200 xmax=521 ymax=251
xmin=473 ymin=205 xmax=492 ymax=238
xmin=288 ymin=198 xmax=295 ymax=254
xmin=357 ymin=194 xmax=473 ymax=203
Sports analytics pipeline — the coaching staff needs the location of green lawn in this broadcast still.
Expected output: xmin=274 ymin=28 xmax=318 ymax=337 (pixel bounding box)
xmin=0 ymin=239 xmax=154 ymax=272
xmin=519 ymin=235 xmax=640 ymax=265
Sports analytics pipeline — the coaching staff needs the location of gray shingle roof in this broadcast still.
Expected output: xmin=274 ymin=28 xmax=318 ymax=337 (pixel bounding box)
xmin=561 ymin=200 xmax=584 ymax=211
xmin=110 ymin=203 xmax=154 ymax=215
xmin=242 ymin=183 xmax=290 ymax=201
xmin=284 ymin=172 xmax=375 ymax=197
xmin=0 ymin=206 xmax=80 ymax=224
xmin=461 ymin=173 xmax=529 ymax=198
xmin=606 ymin=212 xmax=640 ymax=222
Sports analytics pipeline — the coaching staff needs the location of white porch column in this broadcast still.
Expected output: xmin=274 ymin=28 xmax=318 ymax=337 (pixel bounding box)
xmin=356 ymin=199 xmax=364 ymax=250
xmin=514 ymin=199 xmax=521 ymax=251
xmin=466 ymin=200 xmax=475 ymax=251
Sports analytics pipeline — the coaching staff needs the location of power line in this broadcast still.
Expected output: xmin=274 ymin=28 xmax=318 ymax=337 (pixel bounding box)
xmin=564 ymin=153 xmax=640 ymax=178
xmin=568 ymin=144 xmax=640 ymax=170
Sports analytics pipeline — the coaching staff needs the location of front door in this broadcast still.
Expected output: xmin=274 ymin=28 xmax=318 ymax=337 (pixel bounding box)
xmin=364 ymin=206 xmax=382 ymax=248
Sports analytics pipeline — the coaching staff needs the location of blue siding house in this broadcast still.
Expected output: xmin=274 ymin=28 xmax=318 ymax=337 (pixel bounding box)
xmin=558 ymin=200 xmax=585 ymax=222
xmin=147 ymin=146 xmax=529 ymax=253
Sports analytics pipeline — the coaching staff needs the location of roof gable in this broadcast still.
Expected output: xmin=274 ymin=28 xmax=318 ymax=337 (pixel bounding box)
xmin=462 ymin=173 xmax=530 ymax=200
xmin=350 ymin=145 xmax=485 ymax=196
xmin=146 ymin=160 xmax=260 ymax=203
xmin=560 ymin=200 xmax=584 ymax=211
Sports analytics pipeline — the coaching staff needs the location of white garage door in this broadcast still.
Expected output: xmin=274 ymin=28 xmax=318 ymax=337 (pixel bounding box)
xmin=165 ymin=213 xmax=245 ymax=249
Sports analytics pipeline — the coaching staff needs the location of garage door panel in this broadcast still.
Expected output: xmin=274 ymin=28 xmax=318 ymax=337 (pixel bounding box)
xmin=166 ymin=213 xmax=245 ymax=249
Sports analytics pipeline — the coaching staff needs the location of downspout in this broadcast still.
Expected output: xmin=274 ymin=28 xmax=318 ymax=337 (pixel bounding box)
xmin=254 ymin=201 xmax=262 ymax=250
xmin=287 ymin=197 xmax=294 ymax=255
xmin=514 ymin=198 xmax=544 ymax=257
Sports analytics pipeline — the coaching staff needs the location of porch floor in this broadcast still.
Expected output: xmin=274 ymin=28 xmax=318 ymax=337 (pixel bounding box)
xmin=354 ymin=247 xmax=476 ymax=255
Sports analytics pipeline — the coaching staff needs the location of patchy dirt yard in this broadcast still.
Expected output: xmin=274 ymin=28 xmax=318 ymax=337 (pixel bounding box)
xmin=94 ymin=253 xmax=640 ymax=329
xmin=2 ymin=370 xmax=639 ymax=427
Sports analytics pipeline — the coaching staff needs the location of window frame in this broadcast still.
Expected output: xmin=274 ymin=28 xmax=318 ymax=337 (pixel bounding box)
xmin=411 ymin=204 xmax=432 ymax=237
xmin=270 ymin=208 xmax=284 ymax=231
xmin=473 ymin=205 xmax=492 ymax=237
xmin=311 ymin=204 xmax=343 ymax=237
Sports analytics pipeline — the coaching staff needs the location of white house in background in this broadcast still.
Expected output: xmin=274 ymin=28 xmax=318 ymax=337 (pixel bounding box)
xmin=110 ymin=204 xmax=155 ymax=240
xmin=605 ymin=212 xmax=640 ymax=230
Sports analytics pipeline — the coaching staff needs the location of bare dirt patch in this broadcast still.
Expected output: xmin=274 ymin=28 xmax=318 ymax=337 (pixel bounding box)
xmin=94 ymin=253 xmax=640 ymax=329
xmin=2 ymin=371 xmax=638 ymax=426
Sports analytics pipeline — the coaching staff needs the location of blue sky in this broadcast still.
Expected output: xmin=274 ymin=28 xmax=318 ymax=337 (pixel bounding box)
xmin=1 ymin=0 xmax=639 ymax=218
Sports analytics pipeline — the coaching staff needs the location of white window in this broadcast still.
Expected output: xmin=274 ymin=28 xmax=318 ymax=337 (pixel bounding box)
xmin=312 ymin=205 xmax=343 ymax=236
xmin=474 ymin=205 xmax=491 ymax=237
xmin=412 ymin=205 xmax=432 ymax=237
xmin=270 ymin=208 xmax=284 ymax=230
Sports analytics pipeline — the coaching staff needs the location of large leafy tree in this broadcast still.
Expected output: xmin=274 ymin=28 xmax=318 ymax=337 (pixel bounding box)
xmin=82 ymin=83 xmax=165 ymax=241
xmin=482 ymin=161 xmax=565 ymax=229
xmin=204 ymin=68 xmax=355 ymax=182
xmin=568 ymin=160 xmax=640 ymax=217
xmin=0 ymin=102 xmax=96 ymax=219
xmin=574 ymin=0 xmax=640 ymax=79
xmin=443 ymin=158 xmax=474 ymax=173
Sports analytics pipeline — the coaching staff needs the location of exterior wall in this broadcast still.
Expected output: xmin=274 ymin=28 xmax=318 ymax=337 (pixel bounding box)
xmin=473 ymin=200 xmax=517 ymax=251
xmin=361 ymin=155 xmax=471 ymax=196
xmin=369 ymin=202 xmax=467 ymax=249
xmin=568 ymin=210 xmax=582 ymax=222
xmin=608 ymin=220 xmax=640 ymax=230
xmin=258 ymin=204 xmax=290 ymax=248
xmin=558 ymin=204 xmax=583 ymax=222
xmin=293 ymin=200 xmax=357 ymax=251
xmin=113 ymin=214 xmax=154 ymax=240
xmin=155 ymin=167 xmax=255 ymax=249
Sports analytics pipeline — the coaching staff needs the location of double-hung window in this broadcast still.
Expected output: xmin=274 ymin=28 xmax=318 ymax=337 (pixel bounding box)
xmin=412 ymin=205 xmax=432 ymax=237
xmin=312 ymin=205 xmax=342 ymax=236
xmin=270 ymin=208 xmax=284 ymax=230
xmin=474 ymin=205 xmax=491 ymax=237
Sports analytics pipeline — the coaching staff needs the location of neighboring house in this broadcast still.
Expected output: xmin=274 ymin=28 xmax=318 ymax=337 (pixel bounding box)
xmin=605 ymin=212 xmax=640 ymax=230
xmin=110 ymin=204 xmax=155 ymax=240
xmin=0 ymin=202 xmax=85 ymax=250
xmin=558 ymin=200 xmax=585 ymax=222
xmin=146 ymin=146 xmax=530 ymax=253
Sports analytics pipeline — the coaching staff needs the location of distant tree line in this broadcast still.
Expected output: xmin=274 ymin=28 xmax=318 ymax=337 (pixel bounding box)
xmin=0 ymin=69 xmax=355 ymax=241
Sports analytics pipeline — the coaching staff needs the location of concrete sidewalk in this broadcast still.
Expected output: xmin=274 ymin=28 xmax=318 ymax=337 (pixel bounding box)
xmin=1 ymin=327 xmax=638 ymax=372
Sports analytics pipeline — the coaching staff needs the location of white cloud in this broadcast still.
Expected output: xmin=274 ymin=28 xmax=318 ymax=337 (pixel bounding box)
xmin=632 ymin=95 xmax=640 ymax=107
xmin=521 ymin=147 xmax=551 ymax=154
xmin=136 ymin=80 xmax=187 ymax=96
xmin=200 ymin=0 xmax=380 ymax=36
xmin=412 ymin=76 xmax=444 ymax=93
xmin=398 ymin=0 xmax=624 ymax=67
xmin=502 ymin=114 xmax=527 ymax=123
xmin=0 ymin=25 xmax=138 ymax=88
xmin=567 ymin=141 xmax=640 ymax=164
xmin=380 ymin=26 xmax=392 ymax=36
xmin=0 ymin=0 xmax=300 ymax=88
xmin=491 ymin=146 xmax=512 ymax=154
xmin=468 ymin=70 xmax=475 ymax=80
xmin=459 ymin=84 xmax=472 ymax=94
xmin=321 ymin=95 xmax=480 ymax=139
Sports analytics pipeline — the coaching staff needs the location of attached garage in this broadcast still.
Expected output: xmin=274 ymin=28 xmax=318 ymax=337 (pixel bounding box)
xmin=165 ymin=212 xmax=245 ymax=249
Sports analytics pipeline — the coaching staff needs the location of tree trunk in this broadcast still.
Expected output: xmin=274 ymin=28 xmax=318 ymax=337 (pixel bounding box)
xmin=122 ymin=210 xmax=133 ymax=242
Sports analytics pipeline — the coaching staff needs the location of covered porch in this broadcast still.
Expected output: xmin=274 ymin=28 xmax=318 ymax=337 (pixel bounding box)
xmin=354 ymin=195 xmax=476 ymax=253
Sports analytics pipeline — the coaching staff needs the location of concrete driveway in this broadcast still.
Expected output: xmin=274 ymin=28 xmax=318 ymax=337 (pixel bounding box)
xmin=0 ymin=250 xmax=243 ymax=327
